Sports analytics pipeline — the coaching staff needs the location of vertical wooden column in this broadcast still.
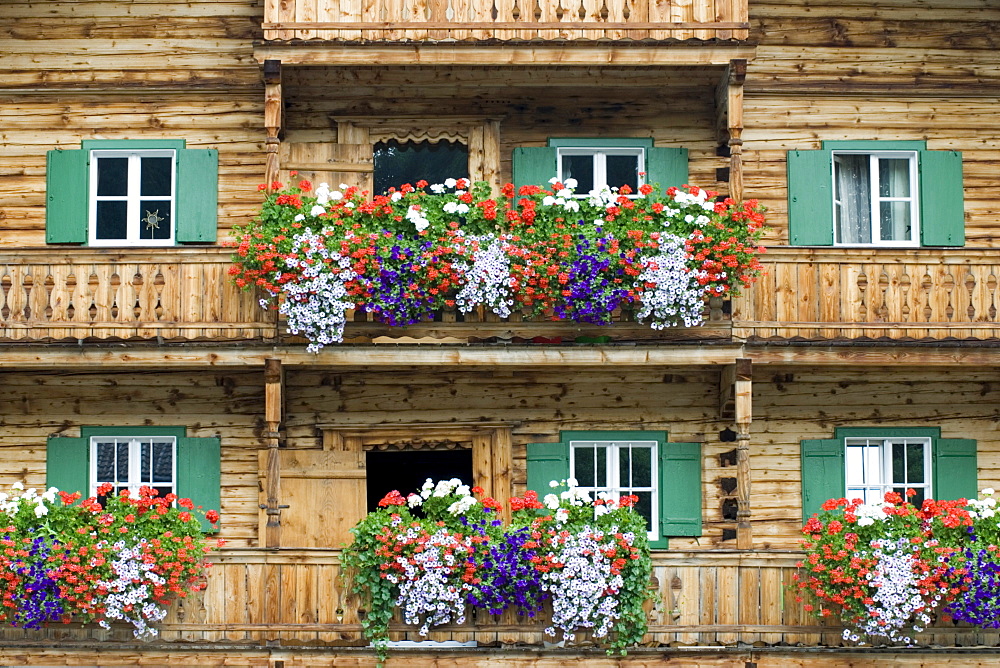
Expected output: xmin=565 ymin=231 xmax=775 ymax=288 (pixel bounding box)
xmin=263 ymin=59 xmax=282 ymax=191
xmin=734 ymin=357 xmax=753 ymax=549
xmin=492 ymin=427 xmax=513 ymax=524
xmin=715 ymin=59 xmax=747 ymax=202
xmin=263 ymin=358 xmax=284 ymax=549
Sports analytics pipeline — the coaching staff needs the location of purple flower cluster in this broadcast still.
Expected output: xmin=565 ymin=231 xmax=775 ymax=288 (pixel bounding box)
xmin=8 ymin=536 xmax=68 ymax=629
xmin=552 ymin=235 xmax=633 ymax=325
xmin=465 ymin=525 xmax=549 ymax=616
xmin=943 ymin=536 xmax=1000 ymax=627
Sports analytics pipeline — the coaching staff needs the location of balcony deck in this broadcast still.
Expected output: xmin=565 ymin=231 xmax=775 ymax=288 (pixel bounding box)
xmin=260 ymin=0 xmax=749 ymax=44
xmin=0 ymin=550 xmax=994 ymax=650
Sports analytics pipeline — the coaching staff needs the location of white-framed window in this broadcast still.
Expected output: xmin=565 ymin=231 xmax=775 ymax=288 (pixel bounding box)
xmin=570 ymin=438 xmax=658 ymax=539
xmin=557 ymin=147 xmax=644 ymax=195
xmin=90 ymin=435 xmax=177 ymax=501
xmin=845 ymin=436 xmax=931 ymax=505
xmin=833 ymin=151 xmax=919 ymax=246
xmin=89 ymin=149 xmax=176 ymax=246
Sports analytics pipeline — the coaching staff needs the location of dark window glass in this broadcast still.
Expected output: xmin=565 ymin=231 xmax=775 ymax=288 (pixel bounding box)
xmin=365 ymin=449 xmax=473 ymax=513
xmin=373 ymin=140 xmax=469 ymax=195
xmin=139 ymin=201 xmax=172 ymax=240
xmin=561 ymin=154 xmax=594 ymax=193
xmin=96 ymin=201 xmax=128 ymax=239
xmin=141 ymin=157 xmax=172 ymax=197
xmin=96 ymin=157 xmax=129 ymax=197
xmin=606 ymin=154 xmax=639 ymax=191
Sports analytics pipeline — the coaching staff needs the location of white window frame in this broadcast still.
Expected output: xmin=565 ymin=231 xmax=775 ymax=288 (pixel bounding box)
xmin=89 ymin=149 xmax=176 ymax=247
xmin=832 ymin=150 xmax=919 ymax=247
xmin=845 ymin=436 xmax=931 ymax=504
xmin=557 ymin=147 xmax=645 ymax=197
xmin=89 ymin=435 xmax=177 ymax=499
xmin=569 ymin=438 xmax=658 ymax=540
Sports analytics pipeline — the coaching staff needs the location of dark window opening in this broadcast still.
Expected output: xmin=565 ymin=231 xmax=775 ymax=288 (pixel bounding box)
xmin=366 ymin=449 xmax=474 ymax=513
xmin=373 ymin=139 xmax=469 ymax=195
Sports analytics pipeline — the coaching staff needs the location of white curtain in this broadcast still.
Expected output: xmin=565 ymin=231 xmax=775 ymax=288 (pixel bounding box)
xmin=834 ymin=155 xmax=871 ymax=243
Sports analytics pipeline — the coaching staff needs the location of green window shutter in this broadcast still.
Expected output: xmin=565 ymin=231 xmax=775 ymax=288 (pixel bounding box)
xmin=46 ymin=437 xmax=89 ymax=496
xmin=919 ymin=150 xmax=964 ymax=247
xmin=46 ymin=149 xmax=89 ymax=244
xmin=512 ymin=147 xmax=557 ymax=194
xmin=933 ymin=438 xmax=977 ymax=501
xmin=644 ymin=147 xmax=688 ymax=193
xmin=526 ymin=441 xmax=570 ymax=496
xmin=800 ymin=438 xmax=844 ymax=522
xmin=787 ymin=150 xmax=834 ymax=246
xmin=175 ymin=148 xmax=218 ymax=243
xmin=176 ymin=436 xmax=221 ymax=532
xmin=659 ymin=441 xmax=702 ymax=537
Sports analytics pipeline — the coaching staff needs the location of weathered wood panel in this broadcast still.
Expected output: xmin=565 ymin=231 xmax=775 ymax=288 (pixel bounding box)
xmin=0 ymin=250 xmax=275 ymax=341
xmin=261 ymin=0 xmax=749 ymax=41
xmin=733 ymin=248 xmax=1000 ymax=341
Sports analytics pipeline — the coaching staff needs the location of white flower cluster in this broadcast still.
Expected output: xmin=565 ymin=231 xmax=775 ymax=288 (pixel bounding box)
xmin=314 ymin=182 xmax=343 ymax=205
xmin=968 ymin=488 xmax=998 ymax=520
xmin=543 ymin=480 xmax=592 ymax=511
xmin=542 ymin=178 xmax=582 ymax=213
xmin=453 ymin=235 xmax=513 ymax=319
xmin=385 ymin=528 xmax=473 ymax=636
xmin=854 ymin=537 xmax=937 ymax=644
xmin=541 ymin=527 xmax=630 ymax=641
xmin=405 ymin=205 xmax=430 ymax=232
xmin=420 ymin=477 xmax=471 ymax=500
xmin=671 ymin=187 xmax=718 ymax=212
xmin=634 ymin=234 xmax=707 ymax=329
xmin=854 ymin=502 xmax=890 ymax=527
xmin=0 ymin=482 xmax=58 ymax=518
xmin=269 ymin=228 xmax=357 ymax=352
xmin=96 ymin=539 xmax=168 ymax=639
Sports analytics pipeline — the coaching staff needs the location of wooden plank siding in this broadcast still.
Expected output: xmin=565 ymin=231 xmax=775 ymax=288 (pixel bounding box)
xmin=260 ymin=0 xmax=750 ymax=41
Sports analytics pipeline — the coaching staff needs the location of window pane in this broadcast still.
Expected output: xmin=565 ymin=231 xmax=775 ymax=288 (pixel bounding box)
xmin=561 ymin=155 xmax=594 ymax=193
xmin=140 ymin=157 xmax=173 ymax=197
xmin=606 ymin=154 xmax=639 ymax=191
xmin=633 ymin=491 xmax=653 ymax=533
xmin=151 ymin=441 xmax=173 ymax=483
xmin=891 ymin=441 xmax=905 ymax=484
xmin=834 ymin=155 xmax=871 ymax=244
xmin=373 ymin=140 xmax=468 ymax=195
xmin=879 ymin=201 xmax=911 ymax=241
xmin=139 ymin=201 xmax=172 ymax=240
xmin=905 ymin=441 xmax=925 ymax=484
xmin=117 ymin=441 xmax=130 ymax=483
xmin=96 ymin=201 xmax=128 ymax=239
xmin=878 ymin=158 xmax=910 ymax=197
xmin=574 ymin=446 xmax=603 ymax=488
xmin=619 ymin=445 xmax=652 ymax=487
xmin=95 ymin=441 xmax=116 ymax=480
xmin=96 ymin=157 xmax=128 ymax=196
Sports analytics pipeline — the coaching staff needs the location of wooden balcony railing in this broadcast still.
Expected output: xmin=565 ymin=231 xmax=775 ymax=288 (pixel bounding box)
xmin=262 ymin=0 xmax=749 ymax=42
xmin=4 ymin=550 xmax=997 ymax=648
xmin=0 ymin=249 xmax=275 ymax=343
xmin=733 ymin=248 xmax=1000 ymax=342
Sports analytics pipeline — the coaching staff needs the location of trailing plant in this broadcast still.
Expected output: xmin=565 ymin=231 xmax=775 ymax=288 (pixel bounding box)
xmin=0 ymin=482 xmax=221 ymax=638
xmin=341 ymin=478 xmax=653 ymax=664
xmin=231 ymin=176 xmax=766 ymax=350
xmin=793 ymin=489 xmax=1000 ymax=645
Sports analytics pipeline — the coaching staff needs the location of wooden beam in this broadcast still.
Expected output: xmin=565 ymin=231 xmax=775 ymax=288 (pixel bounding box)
xmin=262 ymin=21 xmax=751 ymax=30
xmin=253 ymin=44 xmax=758 ymax=67
xmin=733 ymin=357 xmax=752 ymax=550
xmin=262 ymin=358 xmax=284 ymax=549
xmin=280 ymin=161 xmax=373 ymax=173
xmin=263 ymin=59 xmax=282 ymax=191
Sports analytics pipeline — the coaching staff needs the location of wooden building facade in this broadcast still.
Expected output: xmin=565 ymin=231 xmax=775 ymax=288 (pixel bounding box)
xmin=1 ymin=0 xmax=999 ymax=665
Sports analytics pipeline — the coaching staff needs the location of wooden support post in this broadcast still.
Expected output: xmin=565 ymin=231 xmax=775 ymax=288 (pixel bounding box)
xmin=493 ymin=426 xmax=513 ymax=525
xmin=734 ymin=357 xmax=753 ymax=550
xmin=715 ymin=59 xmax=747 ymax=202
xmin=263 ymin=59 xmax=282 ymax=191
xmin=263 ymin=358 xmax=284 ymax=549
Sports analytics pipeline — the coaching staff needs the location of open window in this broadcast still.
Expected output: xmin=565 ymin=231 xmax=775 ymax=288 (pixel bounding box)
xmin=373 ymin=139 xmax=469 ymax=194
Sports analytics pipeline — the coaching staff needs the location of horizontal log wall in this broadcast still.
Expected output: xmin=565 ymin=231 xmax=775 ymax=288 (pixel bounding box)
xmin=745 ymin=0 xmax=1000 ymax=248
xmin=0 ymin=0 xmax=265 ymax=248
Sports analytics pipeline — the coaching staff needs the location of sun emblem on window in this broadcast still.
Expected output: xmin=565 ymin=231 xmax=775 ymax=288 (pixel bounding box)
xmin=143 ymin=209 xmax=164 ymax=231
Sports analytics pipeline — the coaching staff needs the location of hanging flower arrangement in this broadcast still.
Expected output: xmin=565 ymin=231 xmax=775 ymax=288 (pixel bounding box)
xmin=341 ymin=478 xmax=653 ymax=663
xmin=795 ymin=489 xmax=1000 ymax=645
xmin=230 ymin=177 xmax=766 ymax=350
xmin=0 ymin=483 xmax=221 ymax=638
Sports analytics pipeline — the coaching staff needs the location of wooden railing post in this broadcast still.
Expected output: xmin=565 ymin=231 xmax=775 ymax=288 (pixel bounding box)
xmin=263 ymin=358 xmax=285 ymax=548
xmin=263 ymin=59 xmax=282 ymax=191
xmin=716 ymin=59 xmax=747 ymax=202
xmin=734 ymin=357 xmax=753 ymax=549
